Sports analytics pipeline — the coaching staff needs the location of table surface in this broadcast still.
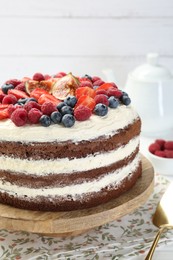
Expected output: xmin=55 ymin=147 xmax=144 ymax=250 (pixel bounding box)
xmin=140 ymin=132 xmax=173 ymax=260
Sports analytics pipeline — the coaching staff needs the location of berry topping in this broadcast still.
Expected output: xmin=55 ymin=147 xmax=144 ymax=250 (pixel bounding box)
xmin=164 ymin=141 xmax=173 ymax=150
xmin=0 ymin=93 xmax=6 ymax=103
xmin=74 ymin=105 xmax=92 ymax=121
xmin=24 ymin=101 xmax=41 ymax=112
xmin=0 ymin=108 xmax=9 ymax=120
xmin=54 ymin=72 xmax=67 ymax=78
xmin=7 ymin=104 xmax=23 ymax=116
xmin=41 ymin=101 xmax=57 ymax=116
xmin=8 ymin=89 xmax=29 ymax=100
xmin=92 ymin=76 xmax=101 ymax=83
xmin=108 ymin=96 xmax=119 ymax=108
xmin=57 ymin=102 xmax=66 ymax=111
xmin=76 ymin=86 xmax=95 ymax=99
xmin=10 ymin=108 xmax=28 ymax=126
xmin=5 ymin=79 xmax=22 ymax=87
xmin=94 ymin=94 xmax=109 ymax=106
xmin=1 ymin=84 xmax=15 ymax=94
xmin=61 ymin=114 xmax=75 ymax=127
xmin=64 ymin=96 xmax=77 ymax=108
xmin=107 ymin=88 xmax=122 ymax=98
xmin=94 ymin=103 xmax=108 ymax=116
xmin=39 ymin=115 xmax=51 ymax=127
xmin=95 ymin=89 xmax=108 ymax=96
xmin=30 ymin=88 xmax=49 ymax=100
xmin=15 ymin=82 xmax=26 ymax=92
xmin=75 ymin=95 xmax=96 ymax=111
xmin=93 ymin=80 xmax=105 ymax=87
xmin=38 ymin=93 xmax=60 ymax=105
xmin=2 ymin=94 xmax=17 ymax=105
xmin=61 ymin=105 xmax=74 ymax=116
xmin=79 ymin=80 xmax=93 ymax=88
xmin=121 ymin=95 xmax=131 ymax=106
xmin=28 ymin=108 xmax=43 ymax=124
xmin=33 ymin=72 xmax=45 ymax=81
xmin=51 ymin=111 xmax=62 ymax=124
xmin=96 ymin=82 xmax=113 ymax=90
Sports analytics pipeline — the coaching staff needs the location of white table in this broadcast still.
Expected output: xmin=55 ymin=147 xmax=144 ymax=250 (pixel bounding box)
xmin=140 ymin=134 xmax=173 ymax=260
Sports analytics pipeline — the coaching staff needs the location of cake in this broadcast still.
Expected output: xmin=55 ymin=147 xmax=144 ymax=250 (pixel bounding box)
xmin=0 ymin=72 xmax=142 ymax=211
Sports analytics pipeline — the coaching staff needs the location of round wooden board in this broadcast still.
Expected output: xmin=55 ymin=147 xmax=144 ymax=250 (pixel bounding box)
xmin=0 ymin=155 xmax=154 ymax=237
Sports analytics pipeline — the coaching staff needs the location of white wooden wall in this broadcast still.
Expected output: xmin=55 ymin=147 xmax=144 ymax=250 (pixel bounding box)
xmin=0 ymin=0 xmax=173 ymax=86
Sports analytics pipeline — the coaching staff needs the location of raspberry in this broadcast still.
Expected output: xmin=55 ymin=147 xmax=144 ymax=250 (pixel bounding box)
xmin=93 ymin=80 xmax=105 ymax=87
xmin=107 ymin=88 xmax=122 ymax=98
xmin=95 ymin=89 xmax=108 ymax=96
xmin=74 ymin=105 xmax=92 ymax=121
xmin=164 ymin=150 xmax=173 ymax=158
xmin=41 ymin=101 xmax=57 ymax=116
xmin=7 ymin=104 xmax=23 ymax=116
xmin=33 ymin=73 xmax=45 ymax=81
xmin=92 ymin=76 xmax=101 ymax=83
xmin=164 ymin=141 xmax=173 ymax=150
xmin=79 ymin=80 xmax=93 ymax=88
xmin=155 ymin=139 xmax=166 ymax=150
xmin=10 ymin=108 xmax=28 ymax=126
xmin=5 ymin=79 xmax=21 ymax=87
xmin=0 ymin=93 xmax=6 ymax=102
xmin=94 ymin=94 xmax=109 ymax=106
xmin=28 ymin=108 xmax=43 ymax=124
xmin=2 ymin=94 xmax=17 ymax=105
xmin=44 ymin=74 xmax=52 ymax=80
xmin=154 ymin=150 xmax=166 ymax=158
xmin=24 ymin=101 xmax=41 ymax=112
xmin=15 ymin=82 xmax=26 ymax=92
xmin=54 ymin=72 xmax=66 ymax=78
xmin=148 ymin=143 xmax=160 ymax=154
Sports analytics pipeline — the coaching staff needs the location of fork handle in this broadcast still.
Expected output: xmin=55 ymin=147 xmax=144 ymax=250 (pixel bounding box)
xmin=145 ymin=226 xmax=173 ymax=260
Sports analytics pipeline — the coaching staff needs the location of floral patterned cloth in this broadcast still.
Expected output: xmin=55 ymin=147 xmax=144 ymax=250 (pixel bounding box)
xmin=0 ymin=174 xmax=173 ymax=260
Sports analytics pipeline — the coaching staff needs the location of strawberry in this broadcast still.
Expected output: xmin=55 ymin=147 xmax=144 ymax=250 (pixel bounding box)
xmin=97 ymin=83 xmax=115 ymax=91
xmin=0 ymin=104 xmax=10 ymax=110
xmin=74 ymin=105 xmax=92 ymax=121
xmin=76 ymin=87 xmax=95 ymax=99
xmin=8 ymin=89 xmax=29 ymax=100
xmin=0 ymin=93 xmax=6 ymax=102
xmin=75 ymin=95 xmax=96 ymax=111
xmin=164 ymin=141 xmax=173 ymax=150
xmin=148 ymin=143 xmax=160 ymax=154
xmin=38 ymin=93 xmax=60 ymax=105
xmin=30 ymin=88 xmax=49 ymax=100
xmin=0 ymin=109 xmax=9 ymax=120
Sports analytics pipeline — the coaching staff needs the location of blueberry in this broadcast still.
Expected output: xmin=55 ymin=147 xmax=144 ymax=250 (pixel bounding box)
xmin=25 ymin=97 xmax=38 ymax=103
xmin=82 ymin=74 xmax=92 ymax=81
xmin=51 ymin=111 xmax=62 ymax=124
xmin=94 ymin=103 xmax=108 ymax=116
xmin=61 ymin=114 xmax=75 ymax=127
xmin=57 ymin=102 xmax=66 ymax=111
xmin=121 ymin=95 xmax=131 ymax=106
xmin=64 ymin=96 xmax=77 ymax=108
xmin=108 ymin=96 xmax=119 ymax=108
xmin=17 ymin=98 xmax=28 ymax=104
xmin=39 ymin=115 xmax=51 ymax=127
xmin=1 ymin=84 xmax=15 ymax=94
xmin=61 ymin=105 xmax=74 ymax=116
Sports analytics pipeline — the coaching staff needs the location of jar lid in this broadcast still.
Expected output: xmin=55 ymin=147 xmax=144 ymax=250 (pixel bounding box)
xmin=130 ymin=53 xmax=172 ymax=81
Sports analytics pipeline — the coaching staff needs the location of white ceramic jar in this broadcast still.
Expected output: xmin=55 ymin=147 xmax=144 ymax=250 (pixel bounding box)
xmin=125 ymin=53 xmax=173 ymax=136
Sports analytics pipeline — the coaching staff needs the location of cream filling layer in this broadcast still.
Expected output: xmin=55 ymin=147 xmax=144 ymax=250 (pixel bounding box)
xmin=0 ymin=137 xmax=139 ymax=175
xmin=0 ymin=106 xmax=139 ymax=142
xmin=0 ymin=154 xmax=141 ymax=198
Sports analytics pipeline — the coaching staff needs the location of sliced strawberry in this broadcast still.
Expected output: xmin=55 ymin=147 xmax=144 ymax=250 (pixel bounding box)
xmin=30 ymin=88 xmax=49 ymax=100
xmin=76 ymin=87 xmax=95 ymax=99
xmin=75 ymin=95 xmax=96 ymax=111
xmin=38 ymin=93 xmax=60 ymax=105
xmin=0 ymin=108 xmax=9 ymax=120
xmin=97 ymin=83 xmax=115 ymax=91
xmin=8 ymin=89 xmax=29 ymax=100
xmin=0 ymin=104 xmax=10 ymax=110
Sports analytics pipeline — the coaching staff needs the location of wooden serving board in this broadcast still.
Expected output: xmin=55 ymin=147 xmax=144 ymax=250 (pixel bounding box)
xmin=0 ymin=155 xmax=154 ymax=237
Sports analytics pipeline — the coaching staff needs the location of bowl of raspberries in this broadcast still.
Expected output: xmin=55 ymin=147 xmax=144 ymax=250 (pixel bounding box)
xmin=148 ymin=139 xmax=173 ymax=175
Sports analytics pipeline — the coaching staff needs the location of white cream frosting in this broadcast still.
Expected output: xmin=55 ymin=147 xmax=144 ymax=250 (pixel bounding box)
xmin=0 ymin=105 xmax=139 ymax=142
xmin=0 ymin=137 xmax=139 ymax=175
xmin=0 ymin=154 xmax=140 ymax=198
